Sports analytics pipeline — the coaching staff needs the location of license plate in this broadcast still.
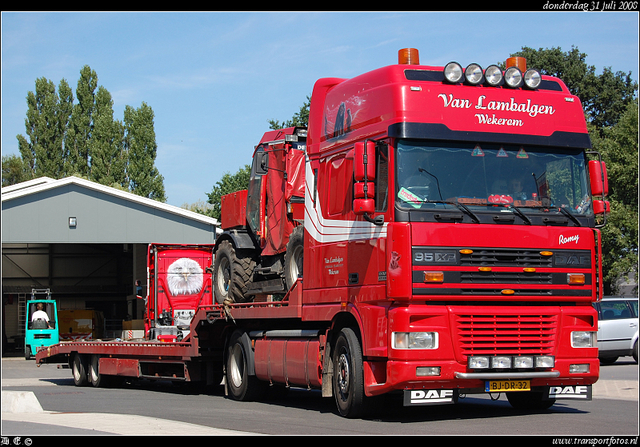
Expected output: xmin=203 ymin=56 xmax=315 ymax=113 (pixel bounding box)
xmin=485 ymin=380 xmax=531 ymax=392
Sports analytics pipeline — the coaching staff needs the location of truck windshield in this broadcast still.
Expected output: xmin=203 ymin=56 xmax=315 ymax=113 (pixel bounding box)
xmin=396 ymin=140 xmax=591 ymax=216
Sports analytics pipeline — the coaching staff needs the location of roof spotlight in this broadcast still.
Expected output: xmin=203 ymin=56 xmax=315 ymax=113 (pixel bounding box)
xmin=465 ymin=63 xmax=484 ymax=85
xmin=444 ymin=62 xmax=464 ymax=84
xmin=524 ymin=68 xmax=542 ymax=89
xmin=484 ymin=65 xmax=503 ymax=86
xmin=504 ymin=66 xmax=523 ymax=88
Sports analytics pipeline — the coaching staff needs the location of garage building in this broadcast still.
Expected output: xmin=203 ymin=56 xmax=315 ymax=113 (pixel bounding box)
xmin=2 ymin=176 xmax=219 ymax=353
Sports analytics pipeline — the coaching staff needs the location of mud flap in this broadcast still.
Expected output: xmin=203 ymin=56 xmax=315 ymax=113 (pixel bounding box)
xmin=403 ymin=389 xmax=458 ymax=406
xmin=544 ymin=385 xmax=592 ymax=400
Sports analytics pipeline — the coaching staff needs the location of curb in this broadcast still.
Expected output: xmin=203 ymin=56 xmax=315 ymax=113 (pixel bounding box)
xmin=1 ymin=391 xmax=44 ymax=413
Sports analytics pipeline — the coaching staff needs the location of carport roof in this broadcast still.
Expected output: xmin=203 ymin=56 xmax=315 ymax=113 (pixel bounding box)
xmin=2 ymin=176 xmax=220 ymax=244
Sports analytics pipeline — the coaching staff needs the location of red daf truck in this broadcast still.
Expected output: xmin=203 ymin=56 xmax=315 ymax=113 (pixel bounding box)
xmin=38 ymin=49 xmax=608 ymax=418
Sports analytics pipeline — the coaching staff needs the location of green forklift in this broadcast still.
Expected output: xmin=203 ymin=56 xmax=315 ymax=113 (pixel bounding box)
xmin=24 ymin=289 xmax=59 ymax=360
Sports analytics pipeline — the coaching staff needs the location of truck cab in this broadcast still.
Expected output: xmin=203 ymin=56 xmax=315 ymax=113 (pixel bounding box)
xmin=25 ymin=288 xmax=59 ymax=360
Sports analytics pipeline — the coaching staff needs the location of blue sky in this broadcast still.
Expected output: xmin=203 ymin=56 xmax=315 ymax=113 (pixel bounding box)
xmin=2 ymin=11 xmax=638 ymax=208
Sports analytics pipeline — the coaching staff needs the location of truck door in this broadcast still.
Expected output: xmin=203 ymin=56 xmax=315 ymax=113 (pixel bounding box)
xmin=247 ymin=146 xmax=267 ymax=247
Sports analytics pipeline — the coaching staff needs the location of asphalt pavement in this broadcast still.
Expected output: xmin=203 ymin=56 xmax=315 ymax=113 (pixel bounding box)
xmin=2 ymin=354 xmax=637 ymax=436
xmin=1 ymin=355 xmax=257 ymax=436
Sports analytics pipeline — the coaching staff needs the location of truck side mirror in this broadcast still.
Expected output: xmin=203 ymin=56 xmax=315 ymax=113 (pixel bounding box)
xmin=353 ymin=140 xmax=383 ymax=225
xmin=593 ymin=200 xmax=610 ymax=215
xmin=354 ymin=198 xmax=375 ymax=215
xmin=354 ymin=141 xmax=376 ymax=182
xmin=588 ymin=160 xmax=609 ymax=197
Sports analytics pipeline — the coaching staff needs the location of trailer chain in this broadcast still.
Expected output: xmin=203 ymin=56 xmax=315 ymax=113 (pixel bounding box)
xmin=222 ymin=299 xmax=236 ymax=324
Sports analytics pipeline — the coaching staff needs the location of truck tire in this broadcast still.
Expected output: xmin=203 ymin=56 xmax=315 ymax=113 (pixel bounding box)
xmin=213 ymin=241 xmax=255 ymax=304
xmin=89 ymin=354 xmax=110 ymax=387
xmin=225 ymin=330 xmax=265 ymax=401
xmin=332 ymin=328 xmax=366 ymax=418
xmin=72 ymin=353 xmax=89 ymax=387
xmin=284 ymin=225 xmax=304 ymax=291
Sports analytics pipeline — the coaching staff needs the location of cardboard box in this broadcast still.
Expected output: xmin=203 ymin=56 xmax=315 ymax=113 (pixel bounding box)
xmin=122 ymin=319 xmax=145 ymax=330
xmin=122 ymin=329 xmax=145 ymax=340
xmin=58 ymin=309 xmax=104 ymax=340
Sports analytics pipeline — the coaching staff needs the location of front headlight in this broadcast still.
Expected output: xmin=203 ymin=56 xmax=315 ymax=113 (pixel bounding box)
xmin=572 ymin=331 xmax=597 ymax=348
xmin=393 ymin=332 xmax=438 ymax=350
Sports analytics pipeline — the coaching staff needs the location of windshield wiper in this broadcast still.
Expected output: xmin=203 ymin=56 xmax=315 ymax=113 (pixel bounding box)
xmin=507 ymin=205 xmax=532 ymax=225
xmin=558 ymin=206 xmax=582 ymax=227
xmin=424 ymin=200 xmax=480 ymax=223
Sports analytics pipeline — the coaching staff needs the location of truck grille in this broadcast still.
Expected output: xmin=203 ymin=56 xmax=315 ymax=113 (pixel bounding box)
xmin=454 ymin=312 xmax=558 ymax=356
xmin=459 ymin=248 xmax=553 ymax=267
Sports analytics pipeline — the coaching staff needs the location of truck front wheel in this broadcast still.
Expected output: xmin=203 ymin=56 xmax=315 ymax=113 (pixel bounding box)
xmin=333 ymin=328 xmax=365 ymax=418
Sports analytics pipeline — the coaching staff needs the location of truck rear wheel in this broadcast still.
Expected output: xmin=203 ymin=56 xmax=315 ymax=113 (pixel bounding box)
xmin=225 ymin=331 xmax=265 ymax=401
xmin=72 ymin=353 xmax=89 ymax=387
xmin=333 ymin=328 xmax=365 ymax=418
xmin=284 ymin=225 xmax=304 ymax=290
xmin=214 ymin=241 xmax=255 ymax=304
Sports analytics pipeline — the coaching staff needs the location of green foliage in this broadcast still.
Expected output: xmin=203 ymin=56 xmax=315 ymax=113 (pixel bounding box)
xmin=589 ymin=101 xmax=638 ymax=294
xmin=124 ymin=103 xmax=166 ymax=202
xmin=7 ymin=65 xmax=166 ymax=202
xmin=268 ymin=95 xmax=310 ymax=130
xmin=1 ymin=154 xmax=30 ymax=187
xmin=205 ymin=165 xmax=251 ymax=220
xmin=509 ymin=46 xmax=637 ymax=132
xmin=509 ymin=46 xmax=638 ymax=294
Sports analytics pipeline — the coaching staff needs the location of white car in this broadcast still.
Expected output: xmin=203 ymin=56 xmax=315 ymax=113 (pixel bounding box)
xmin=594 ymin=297 xmax=638 ymax=364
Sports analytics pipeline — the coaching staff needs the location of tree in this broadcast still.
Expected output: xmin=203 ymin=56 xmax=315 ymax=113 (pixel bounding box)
xmin=17 ymin=77 xmax=73 ymax=179
xmin=205 ymin=165 xmax=251 ymax=220
xmin=509 ymin=46 xmax=637 ymax=132
xmin=268 ymin=95 xmax=310 ymax=130
xmin=197 ymin=98 xmax=311 ymax=219
xmin=124 ymin=103 xmax=166 ymax=201
xmin=90 ymin=87 xmax=126 ymax=188
xmin=590 ymin=101 xmax=638 ymax=294
xmin=511 ymin=46 xmax=638 ymax=294
xmin=8 ymin=65 xmax=166 ymax=202
xmin=1 ymin=154 xmax=29 ymax=187
xmin=68 ymin=65 xmax=98 ymax=177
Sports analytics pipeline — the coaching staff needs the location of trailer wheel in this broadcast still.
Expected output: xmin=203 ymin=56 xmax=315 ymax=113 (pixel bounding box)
xmin=89 ymin=354 xmax=110 ymax=387
xmin=506 ymin=391 xmax=555 ymax=410
xmin=214 ymin=241 xmax=255 ymax=304
xmin=333 ymin=328 xmax=365 ymax=418
xmin=72 ymin=354 xmax=89 ymax=387
xmin=284 ymin=225 xmax=304 ymax=290
xmin=226 ymin=331 xmax=265 ymax=401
